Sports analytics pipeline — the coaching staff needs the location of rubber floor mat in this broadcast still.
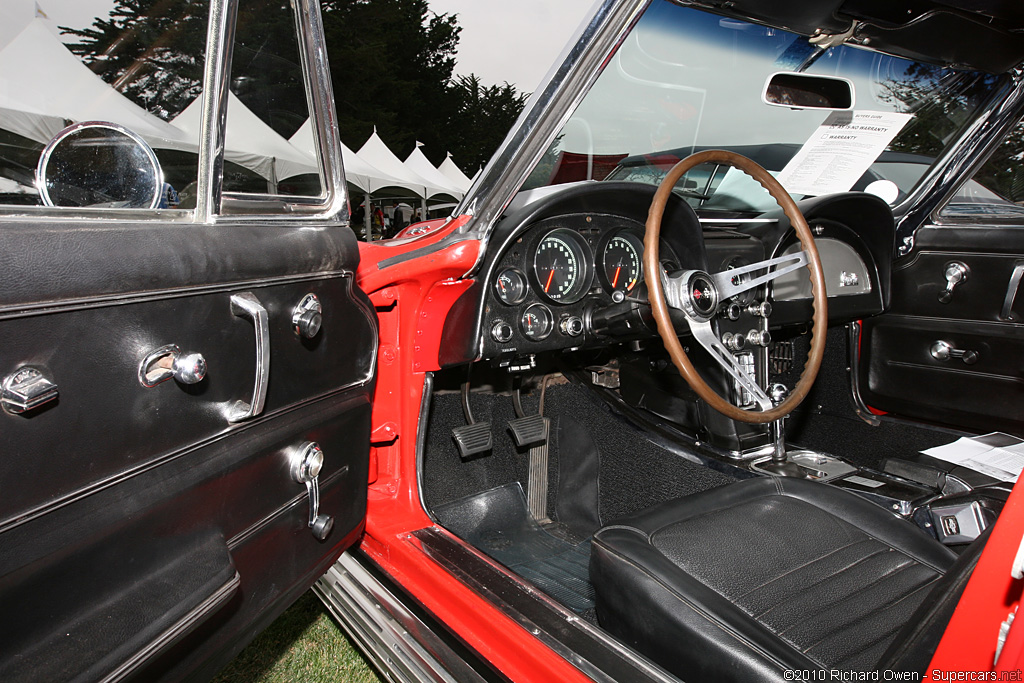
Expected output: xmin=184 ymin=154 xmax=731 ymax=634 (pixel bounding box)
xmin=435 ymin=482 xmax=595 ymax=613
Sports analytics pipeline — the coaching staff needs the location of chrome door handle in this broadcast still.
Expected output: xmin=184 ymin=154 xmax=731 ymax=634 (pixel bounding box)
xmin=999 ymin=262 xmax=1024 ymax=321
xmin=930 ymin=340 xmax=978 ymax=365
xmin=938 ymin=261 xmax=969 ymax=304
xmin=229 ymin=292 xmax=270 ymax=422
xmin=138 ymin=344 xmax=207 ymax=387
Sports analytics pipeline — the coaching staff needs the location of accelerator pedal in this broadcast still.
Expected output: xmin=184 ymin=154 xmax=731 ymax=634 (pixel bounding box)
xmin=507 ymin=414 xmax=548 ymax=448
xmin=526 ymin=418 xmax=552 ymax=523
xmin=452 ymin=422 xmax=493 ymax=458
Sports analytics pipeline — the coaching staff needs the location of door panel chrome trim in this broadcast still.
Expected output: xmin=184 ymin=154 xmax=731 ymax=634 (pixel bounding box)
xmin=100 ymin=572 xmax=241 ymax=683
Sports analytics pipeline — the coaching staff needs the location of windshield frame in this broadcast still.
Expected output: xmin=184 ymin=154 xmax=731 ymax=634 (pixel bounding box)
xmin=448 ymin=0 xmax=1024 ymax=265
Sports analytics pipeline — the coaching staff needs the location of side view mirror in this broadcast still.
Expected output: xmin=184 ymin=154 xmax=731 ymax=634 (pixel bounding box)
xmin=36 ymin=122 xmax=164 ymax=209
xmin=762 ymin=72 xmax=855 ymax=110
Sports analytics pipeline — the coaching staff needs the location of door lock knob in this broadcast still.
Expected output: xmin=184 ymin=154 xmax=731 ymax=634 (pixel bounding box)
xmin=292 ymin=293 xmax=323 ymax=339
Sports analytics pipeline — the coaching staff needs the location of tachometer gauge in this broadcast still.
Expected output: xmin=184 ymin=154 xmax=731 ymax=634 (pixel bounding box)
xmin=520 ymin=304 xmax=554 ymax=340
xmin=494 ymin=267 xmax=528 ymax=305
xmin=533 ymin=228 xmax=592 ymax=304
xmin=602 ymin=232 xmax=644 ymax=293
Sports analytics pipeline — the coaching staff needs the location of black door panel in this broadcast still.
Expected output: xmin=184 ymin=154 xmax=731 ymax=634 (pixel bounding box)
xmin=860 ymin=314 xmax=1023 ymax=433
xmin=0 ymin=274 xmax=375 ymax=527
xmin=0 ymin=218 xmax=376 ymax=680
xmin=860 ymin=231 xmax=1024 ymax=434
xmin=0 ymin=390 xmax=371 ymax=682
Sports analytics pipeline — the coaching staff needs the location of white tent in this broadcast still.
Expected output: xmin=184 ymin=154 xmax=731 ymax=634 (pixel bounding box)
xmin=403 ymin=143 xmax=463 ymax=200
xmin=438 ymin=152 xmax=474 ymax=194
xmin=288 ymin=118 xmax=404 ymax=192
xmin=174 ymin=91 xmax=317 ymax=184
xmin=0 ymin=19 xmax=191 ymax=150
xmin=357 ymin=130 xmax=452 ymax=201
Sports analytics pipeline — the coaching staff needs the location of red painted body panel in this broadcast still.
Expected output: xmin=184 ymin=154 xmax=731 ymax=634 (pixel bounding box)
xmin=356 ymin=218 xmax=593 ymax=682
xmin=930 ymin=481 xmax=1024 ymax=675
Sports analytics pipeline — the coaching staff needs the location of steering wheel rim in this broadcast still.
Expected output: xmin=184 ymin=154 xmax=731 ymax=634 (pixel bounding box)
xmin=643 ymin=149 xmax=828 ymax=424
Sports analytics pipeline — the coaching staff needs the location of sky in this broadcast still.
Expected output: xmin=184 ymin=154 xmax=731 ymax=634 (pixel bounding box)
xmin=5 ymin=0 xmax=599 ymax=94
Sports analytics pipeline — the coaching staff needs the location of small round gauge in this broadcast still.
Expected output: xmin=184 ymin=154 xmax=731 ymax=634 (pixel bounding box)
xmin=602 ymin=232 xmax=644 ymax=293
xmin=494 ymin=267 xmax=528 ymax=305
xmin=520 ymin=303 xmax=554 ymax=341
xmin=533 ymin=228 xmax=593 ymax=304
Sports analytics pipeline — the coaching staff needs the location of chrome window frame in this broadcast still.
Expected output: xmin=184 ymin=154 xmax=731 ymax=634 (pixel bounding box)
xmin=0 ymin=0 xmax=347 ymax=225
xmin=442 ymin=0 xmax=651 ymax=267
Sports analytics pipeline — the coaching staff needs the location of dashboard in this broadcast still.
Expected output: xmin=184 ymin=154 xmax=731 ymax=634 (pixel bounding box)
xmin=437 ymin=182 xmax=894 ymax=370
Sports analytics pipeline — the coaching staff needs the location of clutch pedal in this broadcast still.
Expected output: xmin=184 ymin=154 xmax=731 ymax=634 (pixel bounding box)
xmin=452 ymin=379 xmax=492 ymax=458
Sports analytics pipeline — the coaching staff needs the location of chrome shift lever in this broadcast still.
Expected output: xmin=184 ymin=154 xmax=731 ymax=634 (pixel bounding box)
xmin=768 ymin=383 xmax=789 ymax=463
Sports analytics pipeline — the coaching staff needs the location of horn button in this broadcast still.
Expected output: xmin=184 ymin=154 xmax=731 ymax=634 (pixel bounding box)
xmin=684 ymin=272 xmax=719 ymax=320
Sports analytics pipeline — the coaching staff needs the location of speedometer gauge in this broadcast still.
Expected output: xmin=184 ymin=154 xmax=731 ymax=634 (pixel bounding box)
xmin=533 ymin=228 xmax=593 ymax=304
xmin=602 ymin=232 xmax=643 ymax=293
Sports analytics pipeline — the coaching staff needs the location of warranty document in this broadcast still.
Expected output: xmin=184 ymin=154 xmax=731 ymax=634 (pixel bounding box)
xmin=777 ymin=110 xmax=913 ymax=196
xmin=922 ymin=432 xmax=1024 ymax=483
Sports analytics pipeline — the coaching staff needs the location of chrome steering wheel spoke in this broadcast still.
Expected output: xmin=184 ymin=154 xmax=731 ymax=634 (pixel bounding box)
xmin=710 ymin=251 xmax=808 ymax=301
xmin=688 ymin=320 xmax=772 ymax=411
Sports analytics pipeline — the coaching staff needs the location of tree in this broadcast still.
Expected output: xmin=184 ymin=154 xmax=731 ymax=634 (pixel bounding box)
xmin=445 ymin=74 xmax=528 ymax=171
xmin=320 ymin=0 xmax=461 ymax=163
xmin=62 ymin=0 xmax=209 ymax=121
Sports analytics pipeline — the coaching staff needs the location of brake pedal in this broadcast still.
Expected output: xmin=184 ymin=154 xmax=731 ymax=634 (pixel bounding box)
xmin=507 ymin=413 xmax=547 ymax=448
xmin=452 ymin=422 xmax=493 ymax=458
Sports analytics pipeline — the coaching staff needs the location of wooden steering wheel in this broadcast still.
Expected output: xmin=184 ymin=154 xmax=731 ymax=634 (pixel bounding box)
xmin=643 ymin=150 xmax=828 ymax=423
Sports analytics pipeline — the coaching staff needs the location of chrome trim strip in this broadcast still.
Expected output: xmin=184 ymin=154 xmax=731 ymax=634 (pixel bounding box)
xmin=416 ymin=373 xmax=437 ymax=524
xmin=100 ymin=571 xmax=241 ymax=683
xmin=195 ymin=0 xmax=238 ymax=223
xmin=0 ymin=386 xmax=372 ymax=536
xmin=449 ymin=0 xmax=651 ymax=271
xmin=894 ymin=72 xmax=1024 ymax=255
xmin=699 ymin=218 xmax=778 ymax=225
xmin=315 ymin=551 xmax=489 ymax=683
xmin=408 ymin=526 xmax=678 ymax=683
xmin=847 ymin=321 xmax=881 ymax=426
xmin=0 ymin=271 xmax=353 ymax=320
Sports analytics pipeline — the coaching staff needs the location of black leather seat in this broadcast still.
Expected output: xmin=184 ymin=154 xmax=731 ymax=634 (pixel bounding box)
xmin=590 ymin=477 xmax=983 ymax=682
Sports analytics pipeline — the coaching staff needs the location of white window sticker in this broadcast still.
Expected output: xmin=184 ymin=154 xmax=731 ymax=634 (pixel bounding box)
xmin=777 ymin=111 xmax=913 ymax=197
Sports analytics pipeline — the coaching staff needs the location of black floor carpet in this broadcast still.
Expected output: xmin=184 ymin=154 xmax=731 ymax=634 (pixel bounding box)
xmin=422 ymin=381 xmax=737 ymax=528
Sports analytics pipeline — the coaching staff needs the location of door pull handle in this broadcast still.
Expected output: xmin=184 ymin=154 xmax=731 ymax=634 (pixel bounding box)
xmin=999 ymin=262 xmax=1024 ymax=321
xmin=938 ymin=261 xmax=969 ymax=304
xmin=229 ymin=292 xmax=270 ymax=422
xmin=930 ymin=340 xmax=978 ymax=365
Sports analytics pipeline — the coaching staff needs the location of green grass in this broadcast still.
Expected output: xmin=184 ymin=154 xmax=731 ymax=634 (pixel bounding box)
xmin=213 ymin=591 xmax=383 ymax=683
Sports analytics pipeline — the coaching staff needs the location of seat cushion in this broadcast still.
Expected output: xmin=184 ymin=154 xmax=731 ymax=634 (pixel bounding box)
xmin=590 ymin=477 xmax=957 ymax=683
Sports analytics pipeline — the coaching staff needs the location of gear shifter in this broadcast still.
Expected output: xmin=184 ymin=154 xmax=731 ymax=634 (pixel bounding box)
xmin=759 ymin=383 xmax=806 ymax=477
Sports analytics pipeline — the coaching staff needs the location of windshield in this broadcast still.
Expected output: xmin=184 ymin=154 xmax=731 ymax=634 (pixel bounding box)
xmin=522 ymin=0 xmax=1001 ymax=214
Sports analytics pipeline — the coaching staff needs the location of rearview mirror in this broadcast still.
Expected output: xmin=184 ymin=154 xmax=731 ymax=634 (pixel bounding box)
xmin=36 ymin=122 xmax=163 ymax=209
xmin=762 ymin=72 xmax=855 ymax=110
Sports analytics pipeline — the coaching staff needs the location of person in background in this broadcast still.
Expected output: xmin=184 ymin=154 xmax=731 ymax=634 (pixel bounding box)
xmin=388 ymin=202 xmax=404 ymax=236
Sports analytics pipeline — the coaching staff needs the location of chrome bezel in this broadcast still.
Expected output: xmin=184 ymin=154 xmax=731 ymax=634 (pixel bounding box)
xmin=532 ymin=228 xmax=594 ymax=304
xmin=494 ymin=267 xmax=529 ymax=306
xmin=599 ymin=229 xmax=645 ymax=294
xmin=36 ymin=121 xmax=164 ymax=210
xmin=520 ymin=303 xmax=554 ymax=341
